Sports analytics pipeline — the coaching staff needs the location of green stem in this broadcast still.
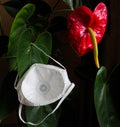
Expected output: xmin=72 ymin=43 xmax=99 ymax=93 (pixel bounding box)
xmin=88 ymin=27 xmax=100 ymax=68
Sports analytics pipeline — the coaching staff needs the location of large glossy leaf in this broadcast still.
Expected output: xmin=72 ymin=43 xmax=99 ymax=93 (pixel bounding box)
xmin=7 ymin=3 xmax=35 ymax=71
xmin=63 ymin=0 xmax=82 ymax=10
xmin=33 ymin=31 xmax=52 ymax=64
xmin=94 ymin=66 xmax=120 ymax=127
xmin=17 ymin=28 xmax=52 ymax=77
xmin=25 ymin=105 xmax=60 ymax=127
xmin=17 ymin=28 xmax=34 ymax=77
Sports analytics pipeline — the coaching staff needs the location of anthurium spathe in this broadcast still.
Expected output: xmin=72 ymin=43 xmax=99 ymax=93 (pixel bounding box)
xmin=68 ymin=2 xmax=108 ymax=68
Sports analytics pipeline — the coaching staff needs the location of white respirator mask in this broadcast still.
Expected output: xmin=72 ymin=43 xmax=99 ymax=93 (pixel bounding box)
xmin=14 ymin=43 xmax=75 ymax=126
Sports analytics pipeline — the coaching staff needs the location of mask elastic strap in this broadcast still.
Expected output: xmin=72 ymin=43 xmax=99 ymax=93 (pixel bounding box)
xmin=14 ymin=43 xmax=66 ymax=89
xmin=14 ymin=74 xmax=19 ymax=90
xmin=31 ymin=43 xmax=66 ymax=70
xmin=18 ymin=83 xmax=75 ymax=126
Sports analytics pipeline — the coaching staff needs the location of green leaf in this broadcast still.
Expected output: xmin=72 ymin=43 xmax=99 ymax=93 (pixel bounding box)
xmin=17 ymin=29 xmax=52 ymax=77
xmin=17 ymin=28 xmax=34 ymax=77
xmin=94 ymin=66 xmax=120 ymax=127
xmin=33 ymin=31 xmax=52 ymax=64
xmin=25 ymin=105 xmax=60 ymax=127
xmin=7 ymin=3 xmax=35 ymax=71
xmin=63 ymin=0 xmax=82 ymax=10
xmin=63 ymin=0 xmax=74 ymax=10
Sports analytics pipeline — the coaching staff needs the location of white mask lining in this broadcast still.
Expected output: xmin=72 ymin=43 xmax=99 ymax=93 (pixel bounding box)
xmin=18 ymin=83 xmax=75 ymax=126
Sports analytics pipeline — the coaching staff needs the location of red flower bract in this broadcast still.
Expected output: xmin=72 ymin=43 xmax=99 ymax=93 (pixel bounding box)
xmin=68 ymin=2 xmax=108 ymax=56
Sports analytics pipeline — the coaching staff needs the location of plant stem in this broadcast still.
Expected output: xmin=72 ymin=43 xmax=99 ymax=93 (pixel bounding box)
xmin=88 ymin=27 xmax=100 ymax=68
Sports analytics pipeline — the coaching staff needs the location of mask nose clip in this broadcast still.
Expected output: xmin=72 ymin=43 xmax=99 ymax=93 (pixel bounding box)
xmin=14 ymin=43 xmax=75 ymax=126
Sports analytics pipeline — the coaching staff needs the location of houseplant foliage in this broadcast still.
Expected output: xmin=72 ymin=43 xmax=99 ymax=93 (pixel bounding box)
xmin=0 ymin=2 xmax=57 ymax=127
xmin=94 ymin=66 xmax=120 ymax=127
xmin=0 ymin=0 xmax=120 ymax=127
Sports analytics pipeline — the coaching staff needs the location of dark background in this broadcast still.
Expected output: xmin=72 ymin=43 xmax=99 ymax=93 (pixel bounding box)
xmin=0 ymin=0 xmax=120 ymax=127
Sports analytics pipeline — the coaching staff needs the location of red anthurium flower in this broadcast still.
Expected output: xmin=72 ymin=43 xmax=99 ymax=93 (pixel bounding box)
xmin=68 ymin=2 xmax=108 ymax=68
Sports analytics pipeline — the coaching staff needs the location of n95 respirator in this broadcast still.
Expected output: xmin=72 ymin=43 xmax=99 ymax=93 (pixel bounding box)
xmin=14 ymin=44 xmax=75 ymax=126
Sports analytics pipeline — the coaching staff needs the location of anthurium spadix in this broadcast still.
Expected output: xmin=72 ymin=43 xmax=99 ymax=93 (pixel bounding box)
xmin=68 ymin=2 xmax=108 ymax=68
xmin=15 ymin=44 xmax=75 ymax=126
